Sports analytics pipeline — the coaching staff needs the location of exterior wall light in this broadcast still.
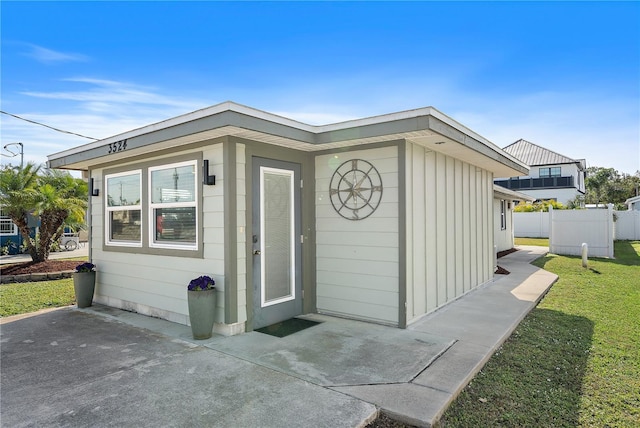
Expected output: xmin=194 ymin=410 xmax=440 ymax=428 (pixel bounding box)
xmin=203 ymin=159 xmax=216 ymax=185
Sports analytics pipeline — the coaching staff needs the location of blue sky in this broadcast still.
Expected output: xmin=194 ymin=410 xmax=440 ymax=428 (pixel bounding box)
xmin=2 ymin=1 xmax=639 ymax=174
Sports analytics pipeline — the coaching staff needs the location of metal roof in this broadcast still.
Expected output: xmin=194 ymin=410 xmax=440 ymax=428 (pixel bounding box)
xmin=503 ymin=139 xmax=585 ymax=168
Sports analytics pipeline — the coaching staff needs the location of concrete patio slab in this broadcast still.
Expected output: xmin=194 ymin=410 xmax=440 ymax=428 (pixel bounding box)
xmin=1 ymin=245 xmax=556 ymax=427
xmin=204 ymin=314 xmax=455 ymax=387
xmin=1 ymin=309 xmax=376 ymax=428
xmin=332 ymin=383 xmax=451 ymax=428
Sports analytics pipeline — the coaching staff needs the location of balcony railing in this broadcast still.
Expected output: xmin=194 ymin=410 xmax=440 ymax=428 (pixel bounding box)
xmin=495 ymin=176 xmax=575 ymax=190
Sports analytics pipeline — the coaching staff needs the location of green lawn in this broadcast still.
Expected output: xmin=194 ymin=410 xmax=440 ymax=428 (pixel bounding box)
xmin=441 ymin=240 xmax=640 ymax=427
xmin=0 ymin=256 xmax=86 ymax=317
xmin=0 ymin=278 xmax=76 ymax=317
xmin=515 ymin=237 xmax=549 ymax=247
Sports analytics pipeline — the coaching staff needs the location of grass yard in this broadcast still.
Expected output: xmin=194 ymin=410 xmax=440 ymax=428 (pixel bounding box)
xmin=0 ymin=278 xmax=76 ymax=317
xmin=441 ymin=240 xmax=640 ymax=427
xmin=0 ymin=256 xmax=86 ymax=317
xmin=515 ymin=237 xmax=549 ymax=247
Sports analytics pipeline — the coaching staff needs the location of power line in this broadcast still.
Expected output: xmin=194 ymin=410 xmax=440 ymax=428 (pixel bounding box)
xmin=0 ymin=110 xmax=100 ymax=141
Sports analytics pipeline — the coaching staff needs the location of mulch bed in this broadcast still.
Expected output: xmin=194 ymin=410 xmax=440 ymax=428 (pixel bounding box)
xmin=493 ymin=247 xmax=518 ymax=275
xmin=495 ymin=265 xmax=510 ymax=275
xmin=367 ymin=414 xmax=414 ymax=428
xmin=0 ymin=260 xmax=80 ymax=276
xmin=497 ymin=248 xmax=518 ymax=258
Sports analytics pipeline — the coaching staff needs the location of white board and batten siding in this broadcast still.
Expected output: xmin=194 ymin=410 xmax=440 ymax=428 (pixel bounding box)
xmin=405 ymin=143 xmax=495 ymax=326
xmin=315 ymin=146 xmax=400 ymax=325
xmin=90 ymin=145 xmax=229 ymax=327
xmin=494 ymin=199 xmax=514 ymax=253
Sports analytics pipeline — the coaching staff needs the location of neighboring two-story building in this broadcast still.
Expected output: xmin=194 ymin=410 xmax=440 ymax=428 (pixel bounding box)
xmin=494 ymin=139 xmax=586 ymax=205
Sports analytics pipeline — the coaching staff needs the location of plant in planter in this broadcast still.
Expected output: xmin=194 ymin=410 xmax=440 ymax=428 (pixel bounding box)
xmin=73 ymin=262 xmax=96 ymax=308
xmin=187 ymin=275 xmax=216 ymax=340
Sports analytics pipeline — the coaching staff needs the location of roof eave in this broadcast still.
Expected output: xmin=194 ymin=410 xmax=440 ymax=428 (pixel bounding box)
xmin=493 ymin=184 xmax=536 ymax=202
xmin=47 ymin=103 xmax=529 ymax=177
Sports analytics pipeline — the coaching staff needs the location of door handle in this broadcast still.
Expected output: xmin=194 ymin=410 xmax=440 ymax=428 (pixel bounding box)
xmin=253 ymin=250 xmax=261 ymax=255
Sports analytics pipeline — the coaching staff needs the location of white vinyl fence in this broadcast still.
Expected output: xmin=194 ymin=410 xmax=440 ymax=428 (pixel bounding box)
xmin=515 ymin=209 xmax=640 ymax=241
xmin=514 ymin=206 xmax=618 ymax=257
xmin=548 ymin=205 xmax=614 ymax=258
xmin=614 ymin=210 xmax=640 ymax=240
xmin=514 ymin=211 xmax=550 ymax=238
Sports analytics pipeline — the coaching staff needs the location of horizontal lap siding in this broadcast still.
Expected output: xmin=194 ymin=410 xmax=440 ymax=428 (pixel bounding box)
xmin=90 ymin=145 xmax=226 ymax=325
xmin=405 ymin=143 xmax=494 ymax=325
xmin=315 ymin=146 xmax=399 ymax=325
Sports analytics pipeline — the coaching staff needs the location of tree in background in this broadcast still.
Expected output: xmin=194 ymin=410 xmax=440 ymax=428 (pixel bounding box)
xmin=514 ymin=199 xmax=566 ymax=212
xmin=0 ymin=162 xmax=41 ymax=254
xmin=585 ymin=167 xmax=640 ymax=209
xmin=0 ymin=163 xmax=87 ymax=262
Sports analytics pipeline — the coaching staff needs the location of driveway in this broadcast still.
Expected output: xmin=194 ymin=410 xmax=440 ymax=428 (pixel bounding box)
xmin=1 ymin=309 xmax=377 ymax=427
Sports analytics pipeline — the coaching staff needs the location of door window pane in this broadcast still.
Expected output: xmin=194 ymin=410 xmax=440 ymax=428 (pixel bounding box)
xmin=261 ymin=168 xmax=294 ymax=304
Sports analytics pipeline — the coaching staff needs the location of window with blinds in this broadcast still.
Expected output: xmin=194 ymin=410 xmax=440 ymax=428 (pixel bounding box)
xmin=149 ymin=161 xmax=197 ymax=249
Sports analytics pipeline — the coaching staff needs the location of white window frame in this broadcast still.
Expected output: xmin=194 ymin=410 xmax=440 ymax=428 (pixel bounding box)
xmin=260 ymin=166 xmax=296 ymax=307
xmin=500 ymin=199 xmax=507 ymax=231
xmin=105 ymin=170 xmax=143 ymax=247
xmin=148 ymin=160 xmax=198 ymax=251
xmin=0 ymin=209 xmax=18 ymax=236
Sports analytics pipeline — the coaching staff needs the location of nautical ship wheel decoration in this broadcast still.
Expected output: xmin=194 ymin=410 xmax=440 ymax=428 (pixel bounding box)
xmin=329 ymin=159 xmax=383 ymax=220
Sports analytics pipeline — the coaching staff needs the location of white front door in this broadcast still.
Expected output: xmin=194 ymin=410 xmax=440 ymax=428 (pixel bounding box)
xmin=251 ymin=157 xmax=302 ymax=329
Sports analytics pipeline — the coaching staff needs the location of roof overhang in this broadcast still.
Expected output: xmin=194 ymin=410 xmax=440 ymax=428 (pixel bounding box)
xmin=48 ymin=101 xmax=529 ymax=177
xmin=493 ymin=184 xmax=536 ymax=202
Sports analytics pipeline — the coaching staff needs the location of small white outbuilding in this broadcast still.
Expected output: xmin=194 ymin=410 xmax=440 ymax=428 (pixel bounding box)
xmin=493 ymin=184 xmax=535 ymax=253
xmin=48 ymin=102 xmax=528 ymax=334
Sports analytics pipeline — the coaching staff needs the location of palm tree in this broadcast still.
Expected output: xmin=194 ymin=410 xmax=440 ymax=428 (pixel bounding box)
xmin=0 ymin=164 xmax=88 ymax=262
xmin=32 ymin=169 xmax=88 ymax=262
xmin=0 ymin=162 xmax=41 ymax=257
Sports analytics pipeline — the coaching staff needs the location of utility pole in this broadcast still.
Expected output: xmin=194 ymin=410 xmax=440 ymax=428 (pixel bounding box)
xmin=3 ymin=142 xmax=23 ymax=168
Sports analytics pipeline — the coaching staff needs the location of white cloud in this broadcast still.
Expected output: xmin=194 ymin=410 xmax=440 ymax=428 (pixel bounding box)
xmin=23 ymin=78 xmax=203 ymax=111
xmin=23 ymin=44 xmax=88 ymax=64
xmin=2 ymin=75 xmax=638 ymax=176
xmin=1 ymin=78 xmax=209 ymax=169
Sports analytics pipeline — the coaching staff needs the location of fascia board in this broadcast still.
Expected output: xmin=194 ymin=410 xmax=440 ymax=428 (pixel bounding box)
xmin=47 ymin=102 xmax=529 ymax=176
xmin=48 ymin=101 xmax=317 ymax=161
xmin=426 ymin=115 xmax=529 ymax=175
xmin=493 ymin=185 xmax=536 ymax=202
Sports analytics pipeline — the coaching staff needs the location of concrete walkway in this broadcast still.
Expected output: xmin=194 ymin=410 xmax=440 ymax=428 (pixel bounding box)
xmin=0 ymin=246 xmax=555 ymax=427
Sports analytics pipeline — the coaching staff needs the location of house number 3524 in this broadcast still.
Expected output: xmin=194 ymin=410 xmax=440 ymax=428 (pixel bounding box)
xmin=107 ymin=139 xmax=127 ymax=154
